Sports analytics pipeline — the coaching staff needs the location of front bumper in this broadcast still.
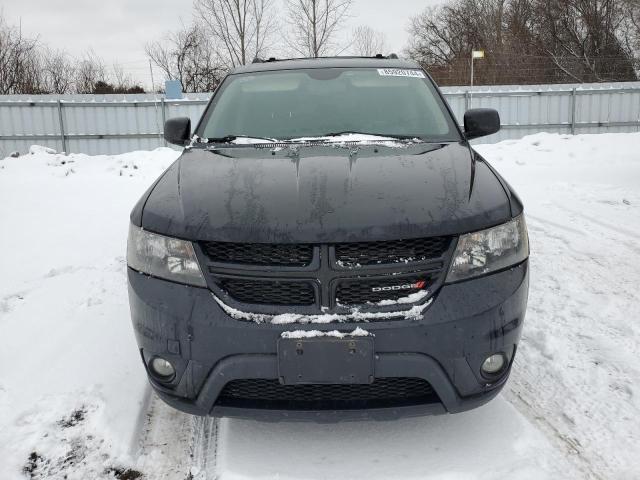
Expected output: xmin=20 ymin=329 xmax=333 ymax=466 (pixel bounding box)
xmin=128 ymin=261 xmax=528 ymax=420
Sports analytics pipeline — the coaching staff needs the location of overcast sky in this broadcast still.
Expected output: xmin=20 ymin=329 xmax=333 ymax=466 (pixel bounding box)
xmin=2 ymin=0 xmax=441 ymax=88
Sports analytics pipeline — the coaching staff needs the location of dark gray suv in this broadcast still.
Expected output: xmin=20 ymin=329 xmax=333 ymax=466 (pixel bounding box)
xmin=127 ymin=56 xmax=529 ymax=420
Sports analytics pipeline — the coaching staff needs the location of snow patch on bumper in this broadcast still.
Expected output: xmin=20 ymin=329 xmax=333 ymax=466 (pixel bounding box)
xmin=212 ymin=293 xmax=433 ymax=324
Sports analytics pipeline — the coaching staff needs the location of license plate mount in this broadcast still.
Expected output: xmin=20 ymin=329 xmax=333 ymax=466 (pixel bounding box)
xmin=277 ymin=337 xmax=374 ymax=385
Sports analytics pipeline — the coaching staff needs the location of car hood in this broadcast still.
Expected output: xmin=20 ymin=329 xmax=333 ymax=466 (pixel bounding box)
xmin=139 ymin=143 xmax=512 ymax=243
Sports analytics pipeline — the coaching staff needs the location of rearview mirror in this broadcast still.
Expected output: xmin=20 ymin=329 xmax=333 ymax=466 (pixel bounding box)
xmin=464 ymin=108 xmax=500 ymax=140
xmin=164 ymin=117 xmax=191 ymax=146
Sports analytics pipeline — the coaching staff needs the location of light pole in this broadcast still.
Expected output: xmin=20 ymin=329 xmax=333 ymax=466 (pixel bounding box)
xmin=470 ymin=50 xmax=485 ymax=108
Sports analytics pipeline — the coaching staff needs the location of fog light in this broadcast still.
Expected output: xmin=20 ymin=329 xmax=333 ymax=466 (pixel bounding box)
xmin=150 ymin=357 xmax=175 ymax=380
xmin=481 ymin=354 xmax=506 ymax=375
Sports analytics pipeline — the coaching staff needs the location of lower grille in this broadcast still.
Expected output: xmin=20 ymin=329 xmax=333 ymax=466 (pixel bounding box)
xmin=216 ymin=378 xmax=439 ymax=410
xmin=221 ymin=279 xmax=315 ymax=305
xmin=337 ymin=275 xmax=430 ymax=305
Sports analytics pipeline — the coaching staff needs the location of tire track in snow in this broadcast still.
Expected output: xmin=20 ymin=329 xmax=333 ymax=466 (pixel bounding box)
xmin=190 ymin=416 xmax=219 ymax=479
xmin=557 ymin=206 xmax=640 ymax=240
xmin=136 ymin=393 xmax=219 ymax=480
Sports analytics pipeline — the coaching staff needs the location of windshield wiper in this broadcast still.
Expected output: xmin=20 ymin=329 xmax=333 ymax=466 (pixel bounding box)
xmin=204 ymin=135 xmax=280 ymax=144
xmin=318 ymin=131 xmax=418 ymax=140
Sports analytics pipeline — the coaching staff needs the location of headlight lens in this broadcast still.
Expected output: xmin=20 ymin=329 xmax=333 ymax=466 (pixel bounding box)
xmin=127 ymin=224 xmax=206 ymax=287
xmin=446 ymin=215 xmax=529 ymax=283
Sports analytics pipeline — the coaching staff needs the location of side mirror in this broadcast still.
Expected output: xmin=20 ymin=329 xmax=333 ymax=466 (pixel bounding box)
xmin=164 ymin=117 xmax=191 ymax=146
xmin=464 ymin=108 xmax=500 ymax=140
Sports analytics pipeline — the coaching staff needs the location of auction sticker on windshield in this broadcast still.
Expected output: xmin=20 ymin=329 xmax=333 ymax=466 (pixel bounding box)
xmin=377 ymin=69 xmax=426 ymax=78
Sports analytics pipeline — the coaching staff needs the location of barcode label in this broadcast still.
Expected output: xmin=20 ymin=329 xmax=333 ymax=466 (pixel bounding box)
xmin=377 ymin=69 xmax=426 ymax=78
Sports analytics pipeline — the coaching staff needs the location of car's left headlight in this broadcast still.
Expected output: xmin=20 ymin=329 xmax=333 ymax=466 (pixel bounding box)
xmin=446 ymin=215 xmax=529 ymax=283
xmin=127 ymin=224 xmax=207 ymax=287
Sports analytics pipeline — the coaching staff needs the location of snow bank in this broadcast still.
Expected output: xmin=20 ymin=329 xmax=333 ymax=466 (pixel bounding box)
xmin=0 ymin=147 xmax=180 ymax=479
xmin=29 ymin=144 xmax=57 ymax=155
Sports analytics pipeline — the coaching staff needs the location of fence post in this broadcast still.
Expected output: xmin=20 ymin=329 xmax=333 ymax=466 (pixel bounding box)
xmin=570 ymin=88 xmax=577 ymax=135
xmin=57 ymin=100 xmax=67 ymax=153
xmin=161 ymin=97 xmax=167 ymax=147
xmin=464 ymin=90 xmax=471 ymax=112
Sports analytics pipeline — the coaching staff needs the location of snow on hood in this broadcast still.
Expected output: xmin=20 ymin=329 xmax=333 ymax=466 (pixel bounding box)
xmin=189 ymin=133 xmax=421 ymax=148
xmin=231 ymin=136 xmax=277 ymax=144
xmin=288 ymin=133 xmax=419 ymax=147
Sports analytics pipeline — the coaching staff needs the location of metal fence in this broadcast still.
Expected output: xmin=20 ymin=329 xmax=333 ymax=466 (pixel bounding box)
xmin=1 ymin=82 xmax=640 ymax=157
xmin=443 ymin=82 xmax=640 ymax=143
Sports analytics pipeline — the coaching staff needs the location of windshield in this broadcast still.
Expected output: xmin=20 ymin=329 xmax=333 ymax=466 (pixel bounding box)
xmin=197 ymin=68 xmax=460 ymax=143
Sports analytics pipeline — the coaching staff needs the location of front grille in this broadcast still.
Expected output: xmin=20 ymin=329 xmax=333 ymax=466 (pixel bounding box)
xmin=335 ymin=237 xmax=450 ymax=267
xmin=203 ymin=237 xmax=453 ymax=311
xmin=216 ymin=378 xmax=438 ymax=410
xmin=202 ymin=242 xmax=313 ymax=266
xmin=221 ymin=279 xmax=315 ymax=305
xmin=337 ymin=275 xmax=430 ymax=305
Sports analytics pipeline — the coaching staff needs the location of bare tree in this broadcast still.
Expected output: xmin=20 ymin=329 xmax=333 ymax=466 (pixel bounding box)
xmin=0 ymin=13 xmax=150 ymax=94
xmin=351 ymin=25 xmax=386 ymax=56
xmin=406 ymin=0 xmax=637 ymax=85
xmin=0 ymin=14 xmax=41 ymax=94
xmin=285 ymin=0 xmax=353 ymax=57
xmin=407 ymin=1 xmax=517 ymax=67
xmin=146 ymin=23 xmax=225 ymax=92
xmin=74 ymin=51 xmax=107 ymax=94
xmin=112 ymin=63 xmax=131 ymax=89
xmin=194 ymin=0 xmax=277 ymax=66
xmin=40 ymin=49 xmax=75 ymax=94
xmin=99 ymin=63 xmax=145 ymax=93
xmin=531 ymin=0 xmax=636 ymax=81
xmin=622 ymin=0 xmax=640 ymax=69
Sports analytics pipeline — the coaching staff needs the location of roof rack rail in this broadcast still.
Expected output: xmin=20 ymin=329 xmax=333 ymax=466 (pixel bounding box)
xmin=252 ymin=57 xmax=280 ymax=63
xmin=250 ymin=54 xmax=401 ymax=65
xmin=373 ymin=53 xmax=399 ymax=59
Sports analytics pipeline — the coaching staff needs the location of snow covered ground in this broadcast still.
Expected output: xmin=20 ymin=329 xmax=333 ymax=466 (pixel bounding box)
xmin=477 ymin=134 xmax=640 ymax=479
xmin=0 ymin=133 xmax=639 ymax=479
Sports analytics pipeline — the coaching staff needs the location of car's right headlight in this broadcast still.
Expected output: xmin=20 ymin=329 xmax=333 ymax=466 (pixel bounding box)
xmin=127 ymin=224 xmax=207 ymax=287
xmin=446 ymin=214 xmax=529 ymax=283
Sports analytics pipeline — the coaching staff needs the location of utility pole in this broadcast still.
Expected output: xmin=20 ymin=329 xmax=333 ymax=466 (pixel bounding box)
xmin=470 ymin=50 xmax=485 ymax=109
xmin=149 ymin=60 xmax=156 ymax=93
xmin=149 ymin=60 xmax=163 ymax=145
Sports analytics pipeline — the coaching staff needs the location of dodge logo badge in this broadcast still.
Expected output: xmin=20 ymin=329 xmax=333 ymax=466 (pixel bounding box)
xmin=372 ymin=280 xmax=426 ymax=292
